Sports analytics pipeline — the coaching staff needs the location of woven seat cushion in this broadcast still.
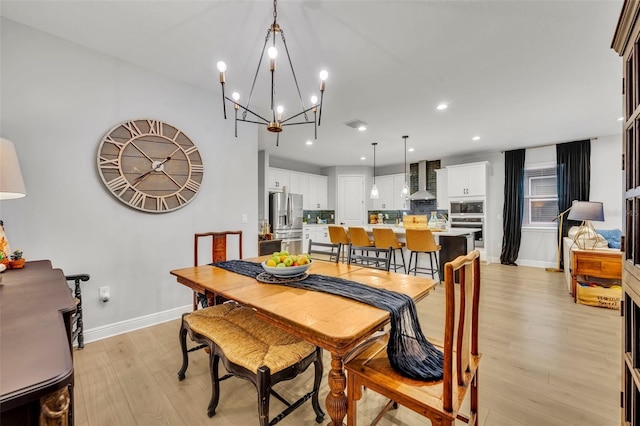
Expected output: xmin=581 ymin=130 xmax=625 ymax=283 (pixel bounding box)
xmin=185 ymin=304 xmax=315 ymax=374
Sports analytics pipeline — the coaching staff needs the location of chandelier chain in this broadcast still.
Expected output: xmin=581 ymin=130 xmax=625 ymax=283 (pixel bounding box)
xmin=273 ymin=0 xmax=277 ymax=22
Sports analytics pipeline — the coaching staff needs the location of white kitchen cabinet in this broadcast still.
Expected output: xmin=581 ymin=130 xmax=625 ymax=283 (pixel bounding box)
xmin=393 ymin=174 xmax=410 ymax=210
xmin=372 ymin=175 xmax=394 ymax=210
xmin=373 ymin=174 xmax=407 ymax=210
xmin=268 ymin=168 xmax=290 ymax=191
xmin=435 ymin=169 xmax=448 ymax=209
xmin=307 ymin=174 xmax=328 ymax=209
xmin=447 ymin=162 xmax=487 ymax=198
xmin=303 ymin=225 xmax=329 ymax=253
xmin=289 ymin=172 xmax=308 ymax=196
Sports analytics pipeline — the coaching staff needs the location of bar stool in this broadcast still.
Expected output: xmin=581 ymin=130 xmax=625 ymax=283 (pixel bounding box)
xmin=372 ymin=227 xmax=406 ymax=273
xmin=405 ymin=229 xmax=441 ymax=282
xmin=348 ymin=227 xmax=374 ymax=255
xmin=328 ymin=225 xmax=350 ymax=262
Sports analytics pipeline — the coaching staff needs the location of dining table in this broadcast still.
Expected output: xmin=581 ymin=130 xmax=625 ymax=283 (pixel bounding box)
xmin=170 ymin=257 xmax=436 ymax=425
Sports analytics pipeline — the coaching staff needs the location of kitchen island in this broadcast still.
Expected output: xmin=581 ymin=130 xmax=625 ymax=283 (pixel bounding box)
xmin=331 ymin=224 xmax=479 ymax=278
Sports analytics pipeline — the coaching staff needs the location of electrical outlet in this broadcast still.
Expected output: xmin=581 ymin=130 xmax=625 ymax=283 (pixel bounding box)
xmin=241 ymin=214 xmax=248 ymax=223
xmin=99 ymin=286 xmax=110 ymax=303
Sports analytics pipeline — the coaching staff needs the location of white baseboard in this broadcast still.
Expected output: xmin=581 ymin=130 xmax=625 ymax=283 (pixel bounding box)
xmin=82 ymin=304 xmax=191 ymax=344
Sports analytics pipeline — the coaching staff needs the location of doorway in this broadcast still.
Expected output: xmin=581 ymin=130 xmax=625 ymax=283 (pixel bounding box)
xmin=337 ymin=175 xmax=365 ymax=226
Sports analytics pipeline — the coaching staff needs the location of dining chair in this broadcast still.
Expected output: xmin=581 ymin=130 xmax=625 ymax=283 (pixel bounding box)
xmin=405 ymin=228 xmax=441 ymax=281
xmin=193 ymin=231 xmax=243 ymax=309
xmin=347 ymin=243 xmax=392 ymax=271
xmin=179 ymin=302 xmax=325 ymax=425
xmin=372 ymin=227 xmax=406 ymax=273
xmin=308 ymin=239 xmax=341 ymax=263
xmin=328 ymin=225 xmax=350 ymax=262
xmin=345 ymin=250 xmax=482 ymax=426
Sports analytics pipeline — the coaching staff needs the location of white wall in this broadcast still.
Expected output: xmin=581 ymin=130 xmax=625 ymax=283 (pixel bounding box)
xmin=1 ymin=19 xmax=259 ymax=340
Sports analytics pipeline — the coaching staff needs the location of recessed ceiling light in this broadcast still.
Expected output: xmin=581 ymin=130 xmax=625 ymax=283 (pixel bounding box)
xmin=306 ymin=140 xmax=313 ymax=145
xmin=472 ymin=136 xmax=480 ymax=141
xmin=618 ymin=117 xmax=624 ymax=121
xmin=358 ymin=125 xmax=367 ymax=131
xmin=408 ymin=148 xmax=415 ymax=152
xmin=360 ymin=156 xmax=366 ymax=161
xmin=436 ymin=103 xmax=448 ymax=110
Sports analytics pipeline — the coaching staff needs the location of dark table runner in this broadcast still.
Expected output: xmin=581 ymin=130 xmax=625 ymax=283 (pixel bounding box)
xmin=213 ymin=260 xmax=443 ymax=381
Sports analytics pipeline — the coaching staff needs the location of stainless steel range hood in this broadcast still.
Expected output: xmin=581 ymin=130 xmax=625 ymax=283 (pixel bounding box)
xmin=408 ymin=160 xmax=436 ymax=200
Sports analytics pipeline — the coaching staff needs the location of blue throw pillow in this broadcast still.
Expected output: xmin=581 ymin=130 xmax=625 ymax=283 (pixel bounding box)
xmin=595 ymin=229 xmax=622 ymax=249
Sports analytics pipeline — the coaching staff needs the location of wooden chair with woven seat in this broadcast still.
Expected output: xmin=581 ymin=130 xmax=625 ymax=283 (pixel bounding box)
xmin=328 ymin=225 xmax=350 ymax=262
xmin=193 ymin=231 xmax=243 ymax=309
xmin=405 ymin=228 xmax=441 ymax=282
xmin=372 ymin=227 xmax=406 ymax=273
xmin=345 ymin=250 xmax=482 ymax=426
xmin=178 ymin=302 xmax=325 ymax=425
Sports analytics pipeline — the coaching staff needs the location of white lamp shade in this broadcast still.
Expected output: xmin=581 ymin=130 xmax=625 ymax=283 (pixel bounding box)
xmin=0 ymin=138 xmax=27 ymax=200
xmin=370 ymin=183 xmax=379 ymax=199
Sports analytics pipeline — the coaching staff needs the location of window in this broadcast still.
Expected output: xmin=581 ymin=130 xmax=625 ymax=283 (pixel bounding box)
xmin=523 ymin=165 xmax=558 ymax=227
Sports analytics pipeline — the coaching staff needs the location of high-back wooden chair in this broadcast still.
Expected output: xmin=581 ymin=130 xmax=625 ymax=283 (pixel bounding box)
xmin=328 ymin=225 xmax=350 ymax=262
xmin=193 ymin=231 xmax=243 ymax=309
xmin=372 ymin=227 xmax=406 ymax=273
xmin=405 ymin=228 xmax=441 ymax=281
xmin=345 ymin=250 xmax=481 ymax=426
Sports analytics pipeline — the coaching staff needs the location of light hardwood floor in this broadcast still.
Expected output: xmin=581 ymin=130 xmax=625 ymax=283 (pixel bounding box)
xmin=73 ymin=263 xmax=621 ymax=426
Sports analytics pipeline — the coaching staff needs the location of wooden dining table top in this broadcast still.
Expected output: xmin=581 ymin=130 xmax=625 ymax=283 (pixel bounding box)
xmin=170 ymin=257 xmax=435 ymax=355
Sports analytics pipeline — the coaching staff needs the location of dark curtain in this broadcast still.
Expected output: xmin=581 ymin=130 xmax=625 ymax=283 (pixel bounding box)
xmin=500 ymin=149 xmax=526 ymax=265
xmin=556 ymin=139 xmax=591 ymax=269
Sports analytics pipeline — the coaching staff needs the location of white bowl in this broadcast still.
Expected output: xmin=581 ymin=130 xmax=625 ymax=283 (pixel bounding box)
xmin=261 ymin=260 xmax=312 ymax=277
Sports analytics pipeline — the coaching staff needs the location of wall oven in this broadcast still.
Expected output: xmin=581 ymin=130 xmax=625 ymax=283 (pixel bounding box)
xmin=449 ymin=216 xmax=484 ymax=247
xmin=449 ymin=200 xmax=485 ymax=248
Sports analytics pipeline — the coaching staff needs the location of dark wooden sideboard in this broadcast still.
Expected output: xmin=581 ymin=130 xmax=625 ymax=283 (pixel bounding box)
xmin=0 ymin=260 xmax=77 ymax=425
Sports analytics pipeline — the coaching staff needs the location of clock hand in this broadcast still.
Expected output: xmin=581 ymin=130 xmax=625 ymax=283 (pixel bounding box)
xmin=132 ymin=147 xmax=183 ymax=185
xmin=130 ymin=142 xmax=155 ymax=163
xmin=133 ymin=156 xmax=171 ymax=184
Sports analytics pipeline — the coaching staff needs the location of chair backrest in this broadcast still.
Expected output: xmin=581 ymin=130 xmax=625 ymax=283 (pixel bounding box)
xmin=308 ymin=240 xmax=340 ymax=263
xmin=328 ymin=225 xmax=350 ymax=245
xmin=194 ymin=231 xmax=243 ymax=266
xmin=348 ymin=227 xmax=374 ymax=247
xmin=442 ymin=250 xmax=481 ymax=411
xmin=372 ymin=227 xmax=402 ymax=249
xmin=405 ymin=229 xmax=439 ymax=252
xmin=347 ymin=243 xmax=392 ymax=271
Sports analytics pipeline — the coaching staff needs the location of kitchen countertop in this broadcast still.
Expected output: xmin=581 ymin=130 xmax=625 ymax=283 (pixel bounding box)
xmin=311 ymin=223 xmax=478 ymax=237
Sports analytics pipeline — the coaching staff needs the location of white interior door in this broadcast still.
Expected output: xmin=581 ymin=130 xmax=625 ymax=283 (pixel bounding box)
xmin=337 ymin=175 xmax=365 ymax=226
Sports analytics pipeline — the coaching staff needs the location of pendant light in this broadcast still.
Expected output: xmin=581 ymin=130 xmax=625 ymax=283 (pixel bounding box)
xmin=400 ymin=135 xmax=410 ymax=198
xmin=370 ymin=142 xmax=379 ymax=199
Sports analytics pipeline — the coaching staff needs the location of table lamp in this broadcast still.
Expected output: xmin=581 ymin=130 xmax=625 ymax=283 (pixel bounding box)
xmin=0 ymin=138 xmax=27 ymax=277
xmin=0 ymin=138 xmax=27 ymax=200
xmin=567 ymin=201 xmax=604 ymax=249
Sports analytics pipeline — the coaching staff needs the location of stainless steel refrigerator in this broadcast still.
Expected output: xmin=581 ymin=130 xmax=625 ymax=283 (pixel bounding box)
xmin=269 ymin=192 xmax=303 ymax=254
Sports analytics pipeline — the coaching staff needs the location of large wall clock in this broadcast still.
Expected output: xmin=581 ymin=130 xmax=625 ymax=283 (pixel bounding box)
xmin=97 ymin=119 xmax=203 ymax=213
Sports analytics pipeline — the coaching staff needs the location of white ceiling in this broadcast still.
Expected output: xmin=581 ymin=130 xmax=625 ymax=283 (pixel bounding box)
xmin=0 ymin=0 xmax=624 ymax=168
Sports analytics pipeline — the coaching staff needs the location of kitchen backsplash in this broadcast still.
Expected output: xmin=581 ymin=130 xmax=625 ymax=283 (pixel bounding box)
xmin=303 ymin=210 xmax=335 ymax=224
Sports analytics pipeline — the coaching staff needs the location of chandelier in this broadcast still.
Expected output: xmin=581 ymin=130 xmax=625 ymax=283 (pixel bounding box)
xmin=216 ymin=0 xmax=328 ymax=146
